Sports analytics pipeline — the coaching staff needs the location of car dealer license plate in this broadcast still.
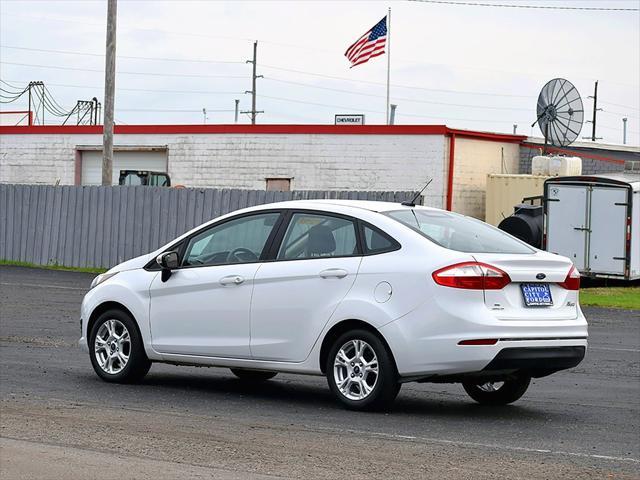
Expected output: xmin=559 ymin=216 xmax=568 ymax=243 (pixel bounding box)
xmin=521 ymin=283 xmax=553 ymax=307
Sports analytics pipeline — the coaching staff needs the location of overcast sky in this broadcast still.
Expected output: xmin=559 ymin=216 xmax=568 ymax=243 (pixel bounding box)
xmin=1 ymin=0 xmax=638 ymax=145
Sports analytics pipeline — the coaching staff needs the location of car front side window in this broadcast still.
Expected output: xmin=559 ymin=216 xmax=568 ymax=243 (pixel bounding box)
xmin=182 ymin=212 xmax=281 ymax=267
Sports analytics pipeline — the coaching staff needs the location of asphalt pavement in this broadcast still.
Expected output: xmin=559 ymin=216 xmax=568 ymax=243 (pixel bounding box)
xmin=1 ymin=265 xmax=639 ymax=479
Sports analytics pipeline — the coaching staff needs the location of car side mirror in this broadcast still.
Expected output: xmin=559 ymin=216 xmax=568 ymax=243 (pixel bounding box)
xmin=156 ymin=251 xmax=179 ymax=282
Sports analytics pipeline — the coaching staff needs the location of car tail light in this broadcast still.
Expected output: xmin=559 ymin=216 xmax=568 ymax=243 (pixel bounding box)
xmin=558 ymin=265 xmax=580 ymax=290
xmin=432 ymin=262 xmax=511 ymax=290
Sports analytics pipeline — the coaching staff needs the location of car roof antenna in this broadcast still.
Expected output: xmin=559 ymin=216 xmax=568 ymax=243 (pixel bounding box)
xmin=401 ymin=178 xmax=433 ymax=207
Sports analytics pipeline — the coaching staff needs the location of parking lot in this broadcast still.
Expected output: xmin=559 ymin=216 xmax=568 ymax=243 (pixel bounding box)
xmin=1 ymin=265 xmax=638 ymax=479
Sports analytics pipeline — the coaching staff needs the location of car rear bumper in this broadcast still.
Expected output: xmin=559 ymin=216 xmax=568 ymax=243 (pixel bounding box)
xmin=482 ymin=345 xmax=585 ymax=377
xmin=379 ymin=294 xmax=588 ymax=378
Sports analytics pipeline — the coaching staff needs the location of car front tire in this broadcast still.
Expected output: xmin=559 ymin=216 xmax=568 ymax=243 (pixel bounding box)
xmin=462 ymin=376 xmax=531 ymax=405
xmin=89 ymin=309 xmax=151 ymax=383
xmin=326 ymin=329 xmax=400 ymax=411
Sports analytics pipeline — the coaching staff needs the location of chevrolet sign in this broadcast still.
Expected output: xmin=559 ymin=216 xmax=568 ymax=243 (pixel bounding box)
xmin=335 ymin=114 xmax=365 ymax=125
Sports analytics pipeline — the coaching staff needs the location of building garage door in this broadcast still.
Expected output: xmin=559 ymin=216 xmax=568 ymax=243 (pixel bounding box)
xmin=81 ymin=149 xmax=168 ymax=185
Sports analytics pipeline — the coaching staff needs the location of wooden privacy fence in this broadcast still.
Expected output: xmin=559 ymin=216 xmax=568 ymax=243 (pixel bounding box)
xmin=0 ymin=184 xmax=418 ymax=269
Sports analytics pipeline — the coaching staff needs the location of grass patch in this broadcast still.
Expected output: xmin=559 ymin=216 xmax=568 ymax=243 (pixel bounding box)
xmin=0 ymin=259 xmax=106 ymax=274
xmin=580 ymin=287 xmax=640 ymax=310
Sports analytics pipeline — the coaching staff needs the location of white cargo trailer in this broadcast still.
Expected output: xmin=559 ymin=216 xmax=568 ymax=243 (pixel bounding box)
xmin=544 ymin=173 xmax=639 ymax=280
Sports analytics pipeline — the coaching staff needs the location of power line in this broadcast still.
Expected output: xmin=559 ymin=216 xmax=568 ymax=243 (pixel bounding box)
xmin=263 ymin=77 xmax=531 ymax=111
xmin=1 ymin=61 xmax=247 ymax=79
xmin=118 ymin=108 xmax=235 ymax=113
xmin=600 ymin=109 xmax=640 ymax=121
xmin=3 ymin=44 xmax=637 ymax=98
xmin=599 ymin=100 xmax=640 ymax=112
xmin=259 ymin=93 xmax=530 ymax=124
xmin=261 ymin=64 xmax=535 ymax=98
xmin=408 ymin=0 xmax=639 ymax=11
xmin=0 ymin=45 xmax=245 ymax=65
xmin=4 ymin=79 xmax=631 ymax=132
xmin=1 ymin=58 xmax=538 ymax=99
xmin=4 ymin=11 xmax=639 ymax=90
xmin=3 ymin=44 xmax=536 ymax=98
xmin=3 ymin=79 xmax=244 ymax=96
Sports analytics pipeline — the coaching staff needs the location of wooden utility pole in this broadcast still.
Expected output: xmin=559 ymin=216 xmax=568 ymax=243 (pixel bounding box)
xmin=102 ymin=0 xmax=117 ymax=185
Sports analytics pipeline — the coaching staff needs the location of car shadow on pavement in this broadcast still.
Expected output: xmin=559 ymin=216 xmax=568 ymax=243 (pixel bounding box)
xmin=93 ymin=369 xmax=565 ymax=422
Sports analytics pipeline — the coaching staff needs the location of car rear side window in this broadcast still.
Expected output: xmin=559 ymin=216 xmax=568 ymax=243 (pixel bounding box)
xmin=386 ymin=209 xmax=534 ymax=254
xmin=361 ymin=224 xmax=399 ymax=254
xmin=278 ymin=213 xmax=358 ymax=260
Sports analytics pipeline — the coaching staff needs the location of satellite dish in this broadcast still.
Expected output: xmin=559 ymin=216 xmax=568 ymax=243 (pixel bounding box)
xmin=532 ymin=78 xmax=584 ymax=147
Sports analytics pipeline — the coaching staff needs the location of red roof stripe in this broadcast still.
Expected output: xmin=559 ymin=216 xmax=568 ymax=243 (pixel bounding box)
xmin=0 ymin=123 xmax=527 ymax=143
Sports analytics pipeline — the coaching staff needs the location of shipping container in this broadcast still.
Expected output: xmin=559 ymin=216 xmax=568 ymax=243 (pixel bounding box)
xmin=485 ymin=174 xmax=549 ymax=226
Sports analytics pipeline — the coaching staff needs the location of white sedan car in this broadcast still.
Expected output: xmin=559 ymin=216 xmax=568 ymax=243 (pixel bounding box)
xmin=80 ymin=200 xmax=587 ymax=411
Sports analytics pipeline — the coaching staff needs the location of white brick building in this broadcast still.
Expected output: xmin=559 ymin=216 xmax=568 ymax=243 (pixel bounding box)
xmin=0 ymin=124 xmax=525 ymax=219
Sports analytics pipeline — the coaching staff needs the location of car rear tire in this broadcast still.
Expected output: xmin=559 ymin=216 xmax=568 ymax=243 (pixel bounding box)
xmin=89 ymin=309 xmax=151 ymax=383
xmin=326 ymin=329 xmax=400 ymax=411
xmin=462 ymin=376 xmax=531 ymax=405
xmin=230 ymin=369 xmax=278 ymax=381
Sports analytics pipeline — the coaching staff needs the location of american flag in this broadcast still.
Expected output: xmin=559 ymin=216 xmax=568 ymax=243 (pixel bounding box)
xmin=344 ymin=16 xmax=387 ymax=68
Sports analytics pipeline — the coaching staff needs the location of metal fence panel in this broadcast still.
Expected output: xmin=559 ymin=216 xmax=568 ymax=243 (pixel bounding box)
xmin=0 ymin=184 xmax=418 ymax=269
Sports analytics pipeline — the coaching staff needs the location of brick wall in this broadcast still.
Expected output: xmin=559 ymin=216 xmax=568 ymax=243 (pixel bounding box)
xmin=0 ymin=132 xmax=448 ymax=209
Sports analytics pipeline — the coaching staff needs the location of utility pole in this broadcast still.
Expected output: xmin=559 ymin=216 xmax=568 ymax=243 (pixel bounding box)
xmin=102 ymin=0 xmax=117 ymax=186
xmin=623 ymin=117 xmax=628 ymax=145
xmin=513 ymin=124 xmax=518 ymax=135
xmin=202 ymin=108 xmax=207 ymax=124
xmin=242 ymin=41 xmax=263 ymax=123
xmin=234 ymin=99 xmax=240 ymax=123
xmin=27 ymin=82 xmax=32 ymax=126
xmin=584 ymin=80 xmax=602 ymax=142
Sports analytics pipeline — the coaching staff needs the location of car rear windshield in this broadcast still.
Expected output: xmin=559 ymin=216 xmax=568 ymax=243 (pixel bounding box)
xmin=385 ymin=209 xmax=534 ymax=254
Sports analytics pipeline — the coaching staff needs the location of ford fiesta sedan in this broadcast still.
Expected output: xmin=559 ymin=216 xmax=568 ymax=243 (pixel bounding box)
xmin=80 ymin=200 xmax=587 ymax=411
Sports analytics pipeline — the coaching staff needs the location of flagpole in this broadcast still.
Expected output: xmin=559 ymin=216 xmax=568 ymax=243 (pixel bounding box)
xmin=386 ymin=7 xmax=391 ymax=125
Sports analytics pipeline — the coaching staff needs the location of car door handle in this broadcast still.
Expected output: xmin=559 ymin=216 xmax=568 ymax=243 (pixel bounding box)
xmin=319 ymin=268 xmax=348 ymax=279
xmin=219 ymin=275 xmax=245 ymax=286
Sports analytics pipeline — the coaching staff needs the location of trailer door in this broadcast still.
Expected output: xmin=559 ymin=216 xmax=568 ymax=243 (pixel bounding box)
xmin=588 ymin=186 xmax=628 ymax=275
xmin=546 ymin=184 xmax=588 ymax=270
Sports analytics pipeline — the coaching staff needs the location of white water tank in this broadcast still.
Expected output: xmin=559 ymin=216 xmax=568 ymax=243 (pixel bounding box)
xmin=532 ymin=155 xmax=550 ymax=175
xmin=557 ymin=156 xmax=582 ymax=176
xmin=531 ymin=155 xmax=582 ymax=176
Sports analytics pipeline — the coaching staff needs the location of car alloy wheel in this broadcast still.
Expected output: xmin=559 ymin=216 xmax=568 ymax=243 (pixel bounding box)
xmin=326 ymin=329 xmax=400 ymax=411
xmin=89 ymin=309 xmax=151 ymax=383
xmin=477 ymin=381 xmax=504 ymax=393
xmin=94 ymin=319 xmax=131 ymax=374
xmin=333 ymin=339 xmax=379 ymax=401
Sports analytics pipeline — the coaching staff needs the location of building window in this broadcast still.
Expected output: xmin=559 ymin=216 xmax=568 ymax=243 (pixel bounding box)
xmin=266 ymin=178 xmax=291 ymax=191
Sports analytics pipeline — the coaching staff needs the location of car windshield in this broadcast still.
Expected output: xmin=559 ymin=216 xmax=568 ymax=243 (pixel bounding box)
xmin=385 ymin=209 xmax=534 ymax=254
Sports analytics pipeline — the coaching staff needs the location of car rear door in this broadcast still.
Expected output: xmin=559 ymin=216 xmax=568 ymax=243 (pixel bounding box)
xmin=546 ymin=184 xmax=588 ymax=270
xmin=249 ymin=211 xmax=362 ymax=362
xmin=588 ymin=186 xmax=628 ymax=275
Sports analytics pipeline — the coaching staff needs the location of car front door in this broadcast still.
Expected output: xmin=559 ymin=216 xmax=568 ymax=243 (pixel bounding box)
xmin=149 ymin=211 xmax=283 ymax=358
xmin=250 ymin=211 xmax=362 ymax=362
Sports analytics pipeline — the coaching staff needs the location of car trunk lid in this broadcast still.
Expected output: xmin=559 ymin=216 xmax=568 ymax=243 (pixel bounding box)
xmin=472 ymin=252 xmax=578 ymax=320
